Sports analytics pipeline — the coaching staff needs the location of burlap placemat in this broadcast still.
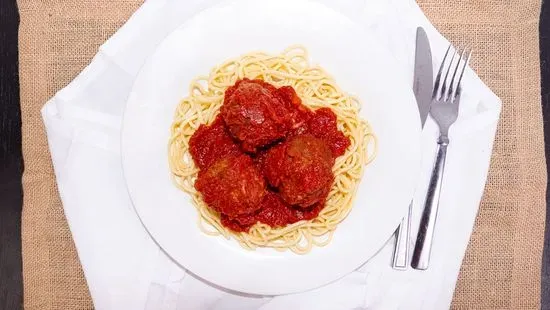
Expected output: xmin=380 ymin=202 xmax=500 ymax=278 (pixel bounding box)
xmin=19 ymin=0 xmax=545 ymax=309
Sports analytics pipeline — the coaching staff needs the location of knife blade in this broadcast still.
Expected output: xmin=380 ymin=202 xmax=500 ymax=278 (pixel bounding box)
xmin=413 ymin=27 xmax=433 ymax=127
xmin=392 ymin=27 xmax=433 ymax=270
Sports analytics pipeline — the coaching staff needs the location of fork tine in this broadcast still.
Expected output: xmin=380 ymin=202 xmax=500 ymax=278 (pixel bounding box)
xmin=433 ymin=44 xmax=452 ymax=99
xmin=447 ymin=47 xmax=468 ymax=101
xmin=440 ymin=48 xmax=457 ymax=101
xmin=454 ymin=49 xmax=472 ymax=99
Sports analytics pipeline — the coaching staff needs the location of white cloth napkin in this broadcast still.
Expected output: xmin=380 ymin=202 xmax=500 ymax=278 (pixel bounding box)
xmin=42 ymin=0 xmax=502 ymax=309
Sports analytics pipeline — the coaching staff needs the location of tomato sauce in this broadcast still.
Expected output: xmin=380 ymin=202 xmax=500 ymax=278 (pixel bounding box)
xmin=189 ymin=117 xmax=242 ymax=170
xmin=221 ymin=192 xmax=323 ymax=232
xmin=189 ymin=79 xmax=350 ymax=232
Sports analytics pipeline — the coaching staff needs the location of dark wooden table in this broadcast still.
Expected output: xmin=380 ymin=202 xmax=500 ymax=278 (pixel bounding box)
xmin=0 ymin=0 xmax=548 ymax=309
xmin=0 ymin=0 xmax=22 ymax=309
xmin=541 ymin=0 xmax=550 ymax=307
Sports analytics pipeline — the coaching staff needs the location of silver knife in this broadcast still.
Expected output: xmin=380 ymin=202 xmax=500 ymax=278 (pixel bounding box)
xmin=392 ymin=27 xmax=433 ymax=269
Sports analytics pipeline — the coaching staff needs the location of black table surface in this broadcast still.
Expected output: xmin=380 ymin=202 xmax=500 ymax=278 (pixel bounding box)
xmin=0 ymin=1 xmax=548 ymax=309
xmin=540 ymin=0 xmax=550 ymax=307
xmin=0 ymin=0 xmax=22 ymax=309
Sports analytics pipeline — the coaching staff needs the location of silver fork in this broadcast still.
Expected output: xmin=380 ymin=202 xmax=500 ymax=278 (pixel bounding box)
xmin=411 ymin=44 xmax=472 ymax=270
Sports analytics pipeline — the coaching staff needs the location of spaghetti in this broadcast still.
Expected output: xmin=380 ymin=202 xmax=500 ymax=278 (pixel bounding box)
xmin=168 ymin=46 xmax=376 ymax=254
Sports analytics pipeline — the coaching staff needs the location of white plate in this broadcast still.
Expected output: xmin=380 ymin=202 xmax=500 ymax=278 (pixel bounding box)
xmin=121 ymin=0 xmax=421 ymax=295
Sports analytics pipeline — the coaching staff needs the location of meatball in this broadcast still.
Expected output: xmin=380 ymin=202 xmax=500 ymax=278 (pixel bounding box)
xmin=195 ymin=155 xmax=266 ymax=217
xmin=263 ymin=134 xmax=334 ymax=208
xmin=221 ymin=79 xmax=295 ymax=153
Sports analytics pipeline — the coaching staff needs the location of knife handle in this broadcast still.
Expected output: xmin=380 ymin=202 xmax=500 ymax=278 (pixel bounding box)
xmin=392 ymin=201 xmax=412 ymax=269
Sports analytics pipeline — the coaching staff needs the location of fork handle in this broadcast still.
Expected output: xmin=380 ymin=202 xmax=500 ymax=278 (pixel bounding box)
xmin=411 ymin=138 xmax=448 ymax=270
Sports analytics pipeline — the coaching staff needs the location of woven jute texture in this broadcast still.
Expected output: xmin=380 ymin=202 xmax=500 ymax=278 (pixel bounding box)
xmin=19 ymin=0 xmax=545 ymax=309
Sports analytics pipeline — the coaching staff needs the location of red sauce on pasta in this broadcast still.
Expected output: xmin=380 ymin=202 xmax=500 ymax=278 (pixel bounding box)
xmin=189 ymin=78 xmax=350 ymax=232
